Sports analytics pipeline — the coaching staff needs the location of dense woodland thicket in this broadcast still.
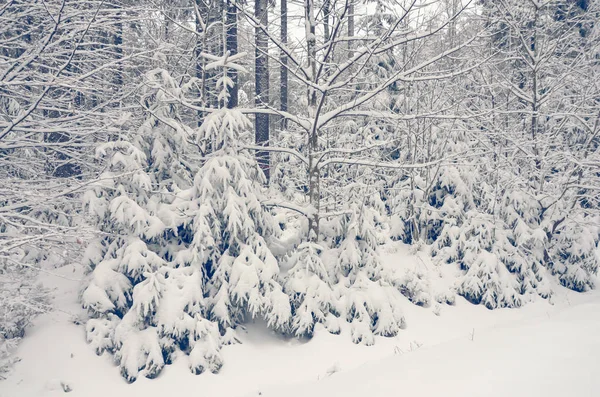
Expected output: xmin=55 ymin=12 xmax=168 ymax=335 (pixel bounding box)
xmin=1 ymin=0 xmax=599 ymax=381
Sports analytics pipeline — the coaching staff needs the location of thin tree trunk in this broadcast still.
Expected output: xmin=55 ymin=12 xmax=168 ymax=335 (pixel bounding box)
xmin=530 ymin=8 xmax=542 ymax=192
xmin=306 ymin=0 xmax=319 ymax=241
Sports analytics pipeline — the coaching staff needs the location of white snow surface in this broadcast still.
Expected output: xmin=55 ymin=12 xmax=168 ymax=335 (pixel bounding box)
xmin=1 ymin=244 xmax=599 ymax=397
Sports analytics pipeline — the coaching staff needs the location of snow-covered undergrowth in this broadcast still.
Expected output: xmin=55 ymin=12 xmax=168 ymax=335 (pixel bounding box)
xmin=2 ymin=245 xmax=599 ymax=397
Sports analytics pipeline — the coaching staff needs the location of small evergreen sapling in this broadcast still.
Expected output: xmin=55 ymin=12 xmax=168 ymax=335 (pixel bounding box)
xmin=334 ymin=202 xmax=405 ymax=344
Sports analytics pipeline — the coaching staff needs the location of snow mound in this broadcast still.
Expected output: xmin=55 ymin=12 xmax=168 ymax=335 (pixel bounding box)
xmin=258 ymin=294 xmax=600 ymax=397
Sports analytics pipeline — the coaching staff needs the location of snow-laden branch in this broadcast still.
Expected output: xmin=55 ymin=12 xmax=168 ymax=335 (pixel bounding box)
xmin=318 ymin=156 xmax=448 ymax=170
xmin=245 ymin=145 xmax=309 ymax=165
xmin=171 ymin=94 xmax=313 ymax=131
xmin=261 ymin=200 xmax=310 ymax=217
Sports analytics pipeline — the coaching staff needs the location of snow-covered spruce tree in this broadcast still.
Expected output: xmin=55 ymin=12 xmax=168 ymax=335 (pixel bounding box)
xmin=172 ymin=97 xmax=292 ymax=336
xmin=547 ymin=210 xmax=600 ymax=292
xmin=82 ymin=46 xmax=291 ymax=381
xmin=425 ymin=148 xmax=554 ymax=308
xmin=333 ymin=190 xmax=405 ymax=345
xmin=284 ymin=236 xmax=337 ymax=337
xmin=172 ymin=50 xmax=291 ymax=367
xmin=81 ymin=65 xmax=199 ymax=381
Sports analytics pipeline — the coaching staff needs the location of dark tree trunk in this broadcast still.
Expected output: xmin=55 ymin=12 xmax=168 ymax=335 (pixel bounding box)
xmin=348 ymin=0 xmax=354 ymax=58
xmin=255 ymin=0 xmax=270 ymax=181
xmin=323 ymin=0 xmax=330 ymax=42
xmin=280 ymin=0 xmax=288 ymax=129
xmin=113 ymin=1 xmax=123 ymax=108
xmin=226 ymin=0 xmax=238 ymax=108
xmin=195 ymin=0 xmax=206 ymax=125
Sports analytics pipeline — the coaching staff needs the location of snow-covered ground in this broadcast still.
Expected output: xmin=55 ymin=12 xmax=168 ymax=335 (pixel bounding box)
xmin=2 ymin=246 xmax=599 ymax=397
